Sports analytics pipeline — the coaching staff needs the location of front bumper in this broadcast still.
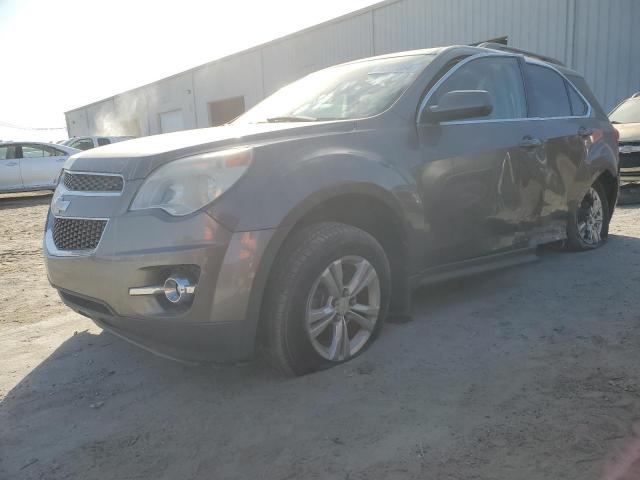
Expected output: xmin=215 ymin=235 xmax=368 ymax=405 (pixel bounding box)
xmin=45 ymin=208 xmax=277 ymax=363
xmin=58 ymin=288 xmax=253 ymax=363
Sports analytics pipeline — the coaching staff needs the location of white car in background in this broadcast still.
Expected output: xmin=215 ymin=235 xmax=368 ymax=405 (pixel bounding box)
xmin=60 ymin=136 xmax=135 ymax=151
xmin=0 ymin=142 xmax=79 ymax=193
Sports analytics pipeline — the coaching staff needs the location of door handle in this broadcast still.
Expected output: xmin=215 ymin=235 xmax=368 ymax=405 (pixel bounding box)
xmin=5 ymin=161 xmax=18 ymax=166
xmin=518 ymin=136 xmax=542 ymax=149
xmin=578 ymin=126 xmax=593 ymax=137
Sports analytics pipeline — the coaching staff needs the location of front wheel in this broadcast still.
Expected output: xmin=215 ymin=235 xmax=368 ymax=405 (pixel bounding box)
xmin=566 ymin=181 xmax=610 ymax=250
xmin=262 ymin=222 xmax=390 ymax=376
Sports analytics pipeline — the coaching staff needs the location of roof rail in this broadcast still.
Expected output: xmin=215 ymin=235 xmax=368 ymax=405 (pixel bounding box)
xmin=469 ymin=36 xmax=508 ymax=46
xmin=475 ymin=41 xmax=565 ymax=66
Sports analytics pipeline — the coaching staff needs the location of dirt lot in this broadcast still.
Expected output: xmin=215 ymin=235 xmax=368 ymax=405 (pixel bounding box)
xmin=2 ymin=191 xmax=640 ymax=480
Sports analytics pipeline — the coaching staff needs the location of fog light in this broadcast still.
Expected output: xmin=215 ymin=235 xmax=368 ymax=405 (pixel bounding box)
xmin=163 ymin=277 xmax=195 ymax=304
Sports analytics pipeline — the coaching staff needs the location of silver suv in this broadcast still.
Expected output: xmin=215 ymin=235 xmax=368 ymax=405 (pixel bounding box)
xmin=45 ymin=45 xmax=618 ymax=375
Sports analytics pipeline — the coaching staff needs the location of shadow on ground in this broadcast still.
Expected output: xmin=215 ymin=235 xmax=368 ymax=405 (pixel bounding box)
xmin=0 ymin=191 xmax=52 ymax=210
xmin=3 ymin=234 xmax=640 ymax=479
xmin=618 ymin=184 xmax=640 ymax=205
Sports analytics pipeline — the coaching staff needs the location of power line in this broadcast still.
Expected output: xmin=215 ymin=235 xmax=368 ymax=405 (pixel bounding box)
xmin=0 ymin=120 xmax=66 ymax=131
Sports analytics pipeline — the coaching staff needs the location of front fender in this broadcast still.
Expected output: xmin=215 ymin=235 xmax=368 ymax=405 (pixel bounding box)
xmin=214 ymin=150 xmax=414 ymax=353
xmin=208 ymin=146 xmax=411 ymax=231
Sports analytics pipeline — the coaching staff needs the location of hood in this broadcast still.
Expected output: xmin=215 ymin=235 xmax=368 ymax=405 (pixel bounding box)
xmin=614 ymin=122 xmax=640 ymax=143
xmin=66 ymin=121 xmax=355 ymax=179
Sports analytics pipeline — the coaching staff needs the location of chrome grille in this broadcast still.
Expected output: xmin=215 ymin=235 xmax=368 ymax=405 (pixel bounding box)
xmin=52 ymin=218 xmax=107 ymax=251
xmin=63 ymin=171 xmax=123 ymax=192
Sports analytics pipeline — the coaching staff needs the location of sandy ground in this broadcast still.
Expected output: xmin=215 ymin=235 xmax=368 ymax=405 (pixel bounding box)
xmin=0 ymin=192 xmax=69 ymax=325
xmin=2 ymin=190 xmax=640 ymax=480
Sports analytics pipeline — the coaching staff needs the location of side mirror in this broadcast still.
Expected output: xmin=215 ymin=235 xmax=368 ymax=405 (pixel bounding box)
xmin=421 ymin=90 xmax=493 ymax=123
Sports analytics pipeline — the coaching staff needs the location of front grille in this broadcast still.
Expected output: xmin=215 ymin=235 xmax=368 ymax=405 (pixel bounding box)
xmin=620 ymin=152 xmax=640 ymax=169
xmin=52 ymin=217 xmax=107 ymax=250
xmin=63 ymin=171 xmax=123 ymax=192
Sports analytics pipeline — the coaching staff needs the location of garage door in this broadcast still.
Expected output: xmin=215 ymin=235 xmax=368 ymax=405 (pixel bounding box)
xmin=159 ymin=109 xmax=184 ymax=133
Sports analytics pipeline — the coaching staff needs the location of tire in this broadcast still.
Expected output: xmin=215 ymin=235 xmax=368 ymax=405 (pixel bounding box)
xmin=262 ymin=222 xmax=391 ymax=376
xmin=566 ymin=180 xmax=610 ymax=251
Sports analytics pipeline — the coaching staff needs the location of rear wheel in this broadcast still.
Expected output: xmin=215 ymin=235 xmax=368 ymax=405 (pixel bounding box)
xmin=262 ymin=222 xmax=390 ymax=376
xmin=566 ymin=181 xmax=610 ymax=250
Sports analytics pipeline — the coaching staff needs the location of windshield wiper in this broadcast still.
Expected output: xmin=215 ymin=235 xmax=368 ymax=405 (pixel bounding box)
xmin=610 ymin=120 xmax=622 ymax=124
xmin=263 ymin=115 xmax=317 ymax=123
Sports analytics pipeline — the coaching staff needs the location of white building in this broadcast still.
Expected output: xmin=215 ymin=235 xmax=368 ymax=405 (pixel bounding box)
xmin=65 ymin=0 xmax=640 ymax=138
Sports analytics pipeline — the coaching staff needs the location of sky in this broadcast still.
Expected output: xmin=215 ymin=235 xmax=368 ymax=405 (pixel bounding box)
xmin=0 ymin=0 xmax=378 ymax=141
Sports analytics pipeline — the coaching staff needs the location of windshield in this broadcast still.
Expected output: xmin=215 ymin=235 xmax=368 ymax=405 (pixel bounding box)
xmin=234 ymin=54 xmax=435 ymax=123
xmin=610 ymin=98 xmax=640 ymax=124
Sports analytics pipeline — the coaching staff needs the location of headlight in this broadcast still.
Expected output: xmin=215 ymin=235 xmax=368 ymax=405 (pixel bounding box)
xmin=130 ymin=147 xmax=252 ymax=216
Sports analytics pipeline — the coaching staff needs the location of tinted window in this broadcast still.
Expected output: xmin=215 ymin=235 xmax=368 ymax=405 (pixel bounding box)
xmin=21 ymin=145 xmax=45 ymax=158
xmin=70 ymin=138 xmax=94 ymax=150
xmin=428 ymin=56 xmax=527 ymax=120
xmin=0 ymin=146 xmax=9 ymax=160
xmin=42 ymin=145 xmax=67 ymax=156
xmin=566 ymin=81 xmax=588 ymax=116
xmin=567 ymin=74 xmax=605 ymax=119
xmin=525 ymin=64 xmax=571 ymax=117
xmin=97 ymin=138 xmax=111 ymax=146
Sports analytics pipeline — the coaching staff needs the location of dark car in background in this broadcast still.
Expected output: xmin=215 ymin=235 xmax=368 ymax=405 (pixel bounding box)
xmin=44 ymin=45 xmax=618 ymax=376
xmin=610 ymin=93 xmax=640 ymax=184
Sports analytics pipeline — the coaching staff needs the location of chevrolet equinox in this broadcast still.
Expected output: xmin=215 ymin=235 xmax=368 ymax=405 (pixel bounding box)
xmin=45 ymin=45 xmax=619 ymax=375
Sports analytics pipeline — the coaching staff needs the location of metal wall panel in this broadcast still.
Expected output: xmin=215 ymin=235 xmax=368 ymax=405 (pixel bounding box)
xmin=372 ymin=0 xmax=570 ymax=62
xmin=192 ymin=50 xmax=264 ymax=128
xmin=85 ymin=100 xmax=116 ymax=136
xmin=65 ymin=109 xmax=89 ymax=138
xmin=66 ymin=0 xmax=640 ymax=135
xmin=572 ymin=0 xmax=640 ymax=111
xmin=143 ymin=72 xmax=197 ymax=135
xmin=261 ymin=11 xmax=374 ymax=95
xmin=113 ymin=90 xmax=149 ymax=137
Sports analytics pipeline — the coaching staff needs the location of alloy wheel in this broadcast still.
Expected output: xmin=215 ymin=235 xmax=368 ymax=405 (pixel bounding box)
xmin=577 ymin=187 xmax=604 ymax=246
xmin=305 ymin=255 xmax=380 ymax=361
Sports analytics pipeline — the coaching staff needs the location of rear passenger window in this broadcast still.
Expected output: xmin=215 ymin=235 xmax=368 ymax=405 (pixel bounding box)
xmin=566 ymin=82 xmax=588 ymax=116
xmin=42 ymin=145 xmax=66 ymax=156
xmin=97 ymin=138 xmax=111 ymax=146
xmin=429 ymin=56 xmax=527 ymax=120
xmin=525 ymin=64 xmax=572 ymax=118
xmin=566 ymin=74 xmax=604 ymax=118
xmin=21 ymin=145 xmax=46 ymax=158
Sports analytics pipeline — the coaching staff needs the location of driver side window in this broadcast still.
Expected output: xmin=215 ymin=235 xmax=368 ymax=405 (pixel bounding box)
xmin=428 ymin=56 xmax=527 ymax=121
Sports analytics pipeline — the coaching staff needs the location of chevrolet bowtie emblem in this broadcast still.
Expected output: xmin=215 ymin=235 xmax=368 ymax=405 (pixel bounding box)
xmin=52 ymin=197 xmax=70 ymax=214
